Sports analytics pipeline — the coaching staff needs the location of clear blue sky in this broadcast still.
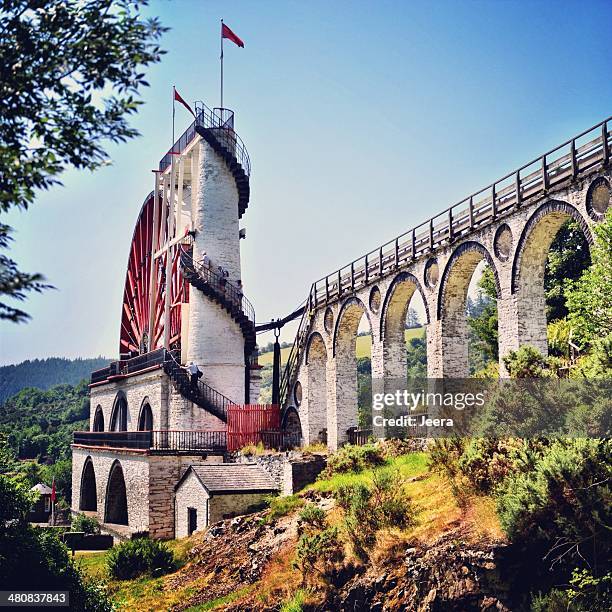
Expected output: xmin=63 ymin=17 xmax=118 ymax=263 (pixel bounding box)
xmin=2 ymin=0 xmax=611 ymax=365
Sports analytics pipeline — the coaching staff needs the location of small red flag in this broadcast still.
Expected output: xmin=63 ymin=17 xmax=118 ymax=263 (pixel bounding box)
xmin=222 ymin=23 xmax=244 ymax=48
xmin=51 ymin=479 xmax=56 ymax=503
xmin=173 ymin=87 xmax=196 ymax=118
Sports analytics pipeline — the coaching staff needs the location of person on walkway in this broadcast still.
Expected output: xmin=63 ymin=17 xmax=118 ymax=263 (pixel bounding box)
xmin=185 ymin=361 xmax=201 ymax=390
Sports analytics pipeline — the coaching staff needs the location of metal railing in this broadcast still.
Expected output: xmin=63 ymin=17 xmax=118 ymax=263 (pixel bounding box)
xmin=310 ymin=117 xmax=611 ymax=307
xmin=180 ymin=250 xmax=255 ymax=327
xmin=279 ymin=302 xmax=312 ymax=407
xmin=162 ymin=350 xmax=233 ymax=422
xmin=158 ymin=101 xmax=251 ymax=177
xmin=279 ymin=117 xmax=611 ymax=408
xmin=90 ymin=348 xmax=168 ymax=384
xmin=347 ymin=428 xmax=374 ymax=446
xmin=73 ymin=430 xmax=227 ymax=452
xmin=150 ymin=429 xmax=227 ymax=452
xmin=73 ymin=431 xmax=152 ymax=450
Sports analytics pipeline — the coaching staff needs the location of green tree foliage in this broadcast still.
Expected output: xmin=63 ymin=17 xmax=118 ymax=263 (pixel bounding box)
xmin=406 ymin=336 xmax=427 ymax=378
xmin=545 ymin=219 xmax=592 ymax=323
xmin=0 ymin=380 xmax=89 ymax=463
xmin=467 ymin=266 xmax=498 ymax=372
xmin=566 ymin=210 xmax=612 ymax=348
xmin=497 ymin=439 xmax=611 ymax=575
xmin=0 ymin=0 xmax=167 ymax=322
xmin=0 ymin=357 xmax=109 ymax=404
xmin=0 ymin=475 xmax=112 ymax=610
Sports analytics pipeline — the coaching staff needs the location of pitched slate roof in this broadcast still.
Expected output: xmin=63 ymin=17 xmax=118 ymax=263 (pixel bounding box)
xmin=177 ymin=464 xmax=278 ymax=494
xmin=30 ymin=483 xmax=52 ymax=495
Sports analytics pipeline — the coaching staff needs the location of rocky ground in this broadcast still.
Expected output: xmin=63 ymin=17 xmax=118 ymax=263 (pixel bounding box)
xmin=164 ymin=489 xmax=512 ymax=612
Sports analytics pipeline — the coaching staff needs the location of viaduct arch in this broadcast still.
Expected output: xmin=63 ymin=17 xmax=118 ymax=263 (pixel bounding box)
xmin=283 ymin=128 xmax=610 ymax=449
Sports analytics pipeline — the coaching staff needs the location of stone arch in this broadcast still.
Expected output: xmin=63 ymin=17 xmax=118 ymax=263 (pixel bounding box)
xmin=379 ymin=272 xmax=429 ymax=380
xmin=330 ymin=297 xmax=372 ymax=449
xmin=305 ymin=331 xmax=328 ymax=365
xmin=511 ymin=200 xmax=593 ymax=294
xmin=436 ymin=241 xmax=500 ymax=378
xmin=282 ymin=407 xmax=303 ymax=447
xmin=110 ymin=391 xmax=128 ymax=431
xmin=104 ymin=460 xmax=128 ymax=525
xmin=380 ymin=271 xmax=430 ymax=340
xmin=303 ymin=332 xmax=328 ymax=445
xmin=437 ymin=241 xmax=501 ymax=321
xmin=510 ymin=200 xmax=593 ymax=355
xmin=92 ymin=406 xmax=104 ymax=432
xmin=137 ymin=398 xmax=153 ymax=431
xmin=79 ymin=457 xmax=97 ymax=511
xmin=332 ymin=297 xmax=372 ymax=358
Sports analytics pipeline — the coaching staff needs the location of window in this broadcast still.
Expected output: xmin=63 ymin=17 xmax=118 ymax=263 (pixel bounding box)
xmin=187 ymin=507 xmax=197 ymax=536
xmin=44 ymin=496 xmax=50 ymax=512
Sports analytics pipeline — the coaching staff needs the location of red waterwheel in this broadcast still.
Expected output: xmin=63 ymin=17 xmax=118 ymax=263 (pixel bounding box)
xmin=119 ymin=192 xmax=189 ymax=358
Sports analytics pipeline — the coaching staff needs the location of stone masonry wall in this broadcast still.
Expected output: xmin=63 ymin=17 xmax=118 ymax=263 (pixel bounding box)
xmin=186 ymin=139 xmax=246 ymax=404
xmin=89 ymin=369 xmax=168 ymax=432
xmin=287 ymin=167 xmax=610 ymax=449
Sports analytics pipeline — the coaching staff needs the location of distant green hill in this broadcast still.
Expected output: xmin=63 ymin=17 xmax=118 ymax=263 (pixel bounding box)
xmin=0 ymin=357 xmax=110 ymax=405
xmin=257 ymin=327 xmax=424 ymax=366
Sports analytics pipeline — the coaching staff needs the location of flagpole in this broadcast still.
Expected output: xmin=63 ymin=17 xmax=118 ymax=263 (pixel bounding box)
xmin=172 ymin=85 xmax=176 ymax=149
xmin=220 ymin=18 xmax=224 ymax=108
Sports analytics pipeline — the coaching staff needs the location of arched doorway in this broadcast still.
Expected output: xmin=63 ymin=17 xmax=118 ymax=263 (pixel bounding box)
xmin=79 ymin=457 xmax=97 ymax=511
xmin=283 ymin=407 xmax=303 ymax=448
xmin=104 ymin=460 xmax=128 ymax=525
xmin=138 ymin=401 xmax=153 ymax=431
xmin=92 ymin=406 xmax=104 ymax=432
xmin=110 ymin=392 xmax=128 ymax=431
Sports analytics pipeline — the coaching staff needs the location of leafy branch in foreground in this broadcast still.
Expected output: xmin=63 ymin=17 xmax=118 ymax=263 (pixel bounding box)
xmin=0 ymin=0 xmax=167 ymax=322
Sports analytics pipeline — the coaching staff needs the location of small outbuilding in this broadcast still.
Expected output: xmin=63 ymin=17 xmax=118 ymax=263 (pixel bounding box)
xmin=174 ymin=464 xmax=278 ymax=538
xmin=28 ymin=483 xmax=53 ymax=523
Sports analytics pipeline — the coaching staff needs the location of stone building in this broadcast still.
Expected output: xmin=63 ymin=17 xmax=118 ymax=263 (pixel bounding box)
xmin=71 ymin=103 xmax=267 ymax=539
xmin=174 ymin=464 xmax=278 ymax=537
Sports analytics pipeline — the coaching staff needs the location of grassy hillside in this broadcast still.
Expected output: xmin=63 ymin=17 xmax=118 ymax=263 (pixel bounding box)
xmin=0 ymin=357 xmax=110 ymax=405
xmin=257 ymin=327 xmax=424 ymax=366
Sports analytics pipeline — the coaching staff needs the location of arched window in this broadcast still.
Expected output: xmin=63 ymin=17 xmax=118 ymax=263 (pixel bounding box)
xmin=104 ymin=460 xmax=128 ymax=525
xmin=79 ymin=457 xmax=97 ymax=511
xmin=92 ymin=406 xmax=104 ymax=432
xmin=110 ymin=392 xmax=128 ymax=431
xmin=138 ymin=402 xmax=153 ymax=431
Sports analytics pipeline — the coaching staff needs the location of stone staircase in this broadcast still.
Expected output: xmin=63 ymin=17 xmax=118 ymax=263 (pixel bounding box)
xmin=180 ymin=250 xmax=256 ymax=359
xmin=163 ymin=352 xmax=230 ymax=423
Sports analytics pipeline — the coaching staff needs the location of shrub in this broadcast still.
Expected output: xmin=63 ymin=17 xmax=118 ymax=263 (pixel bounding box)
xmin=297 ymin=503 xmax=326 ymax=534
xmin=531 ymin=569 xmax=612 ymax=612
xmin=71 ymin=514 xmax=100 ymax=535
xmin=106 ymin=537 xmax=176 ymax=580
xmin=497 ymin=438 xmax=611 ymax=574
xmin=321 ymin=443 xmax=385 ymax=477
xmin=293 ymin=527 xmax=344 ymax=586
xmin=335 ymin=468 xmax=416 ymax=559
xmin=262 ymin=494 xmax=305 ymax=523
xmin=458 ymin=438 xmax=526 ymax=493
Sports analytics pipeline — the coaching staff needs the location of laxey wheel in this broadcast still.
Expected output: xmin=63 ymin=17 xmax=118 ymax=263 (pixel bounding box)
xmin=119 ymin=192 xmax=189 ymax=358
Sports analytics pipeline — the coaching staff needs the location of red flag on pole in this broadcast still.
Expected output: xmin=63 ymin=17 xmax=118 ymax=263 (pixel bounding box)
xmin=51 ymin=479 xmax=56 ymax=503
xmin=222 ymin=23 xmax=244 ymax=48
xmin=173 ymin=87 xmax=196 ymax=118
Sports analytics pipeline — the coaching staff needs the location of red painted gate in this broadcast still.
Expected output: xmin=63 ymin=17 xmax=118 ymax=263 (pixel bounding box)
xmin=227 ymin=404 xmax=280 ymax=451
